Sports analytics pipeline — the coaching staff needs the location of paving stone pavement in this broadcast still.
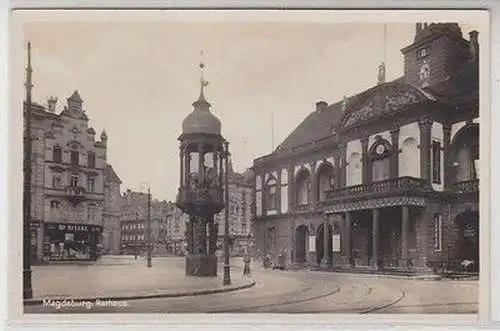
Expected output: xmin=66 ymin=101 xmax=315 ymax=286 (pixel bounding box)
xmin=28 ymin=256 xmax=253 ymax=300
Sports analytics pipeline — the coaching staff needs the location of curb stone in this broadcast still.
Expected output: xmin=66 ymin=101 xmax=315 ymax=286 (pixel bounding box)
xmin=23 ymin=280 xmax=256 ymax=306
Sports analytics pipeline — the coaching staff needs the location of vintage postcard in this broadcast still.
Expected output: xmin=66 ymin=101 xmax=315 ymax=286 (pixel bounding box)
xmin=7 ymin=8 xmax=490 ymax=327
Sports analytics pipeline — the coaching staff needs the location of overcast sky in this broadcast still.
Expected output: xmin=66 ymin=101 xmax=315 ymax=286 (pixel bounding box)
xmin=14 ymin=11 xmax=480 ymax=201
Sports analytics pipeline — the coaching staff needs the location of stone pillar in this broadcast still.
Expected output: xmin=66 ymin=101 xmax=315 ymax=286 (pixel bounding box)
xmin=443 ymin=124 xmax=451 ymax=189
xmin=290 ymin=217 xmax=295 ymax=264
xmin=400 ymin=206 xmax=410 ymax=268
xmin=390 ymin=128 xmax=400 ymax=178
xmin=321 ymin=218 xmax=331 ymax=268
xmin=197 ymin=145 xmax=205 ymax=182
xmin=310 ymin=161 xmax=318 ymax=209
xmin=179 ymin=144 xmax=184 ymax=186
xmin=419 ymin=116 xmax=433 ymax=187
xmin=370 ymin=208 xmax=380 ymax=269
xmin=361 ymin=137 xmax=370 ymax=184
xmin=184 ymin=152 xmax=191 ymax=185
xmin=345 ymin=211 xmax=353 ymax=267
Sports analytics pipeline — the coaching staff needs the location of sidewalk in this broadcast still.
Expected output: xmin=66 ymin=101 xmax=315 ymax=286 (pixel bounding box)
xmin=24 ymin=256 xmax=255 ymax=305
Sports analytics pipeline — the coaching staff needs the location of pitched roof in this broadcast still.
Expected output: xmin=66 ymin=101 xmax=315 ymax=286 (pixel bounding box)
xmin=68 ymin=90 xmax=83 ymax=103
xmin=105 ymin=164 xmax=122 ymax=184
xmin=276 ymin=78 xmax=404 ymax=152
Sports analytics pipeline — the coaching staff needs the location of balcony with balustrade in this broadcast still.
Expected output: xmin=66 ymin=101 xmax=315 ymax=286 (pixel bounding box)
xmin=322 ymin=176 xmax=429 ymax=205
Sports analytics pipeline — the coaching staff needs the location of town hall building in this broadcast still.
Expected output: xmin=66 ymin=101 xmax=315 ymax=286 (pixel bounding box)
xmin=252 ymin=23 xmax=480 ymax=274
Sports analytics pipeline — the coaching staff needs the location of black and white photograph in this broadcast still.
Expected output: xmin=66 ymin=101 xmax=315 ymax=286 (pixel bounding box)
xmin=8 ymin=9 xmax=489 ymax=319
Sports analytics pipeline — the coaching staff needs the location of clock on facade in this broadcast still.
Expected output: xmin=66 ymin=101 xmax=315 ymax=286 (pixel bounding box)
xmin=376 ymin=144 xmax=386 ymax=155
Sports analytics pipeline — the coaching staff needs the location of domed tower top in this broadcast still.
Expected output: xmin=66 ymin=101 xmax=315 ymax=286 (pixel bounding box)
xmin=182 ymin=56 xmax=221 ymax=136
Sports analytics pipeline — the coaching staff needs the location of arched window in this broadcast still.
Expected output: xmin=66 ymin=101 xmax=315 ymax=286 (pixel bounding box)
xmin=370 ymin=139 xmax=392 ymax=182
xmin=452 ymin=124 xmax=479 ymax=182
xmin=265 ymin=176 xmax=277 ymax=210
xmin=53 ymin=145 xmax=62 ymax=163
xmin=400 ymin=137 xmax=419 ymax=177
xmin=346 ymin=153 xmax=361 ymax=186
xmin=296 ymin=169 xmax=311 ymax=205
xmin=317 ymin=163 xmax=334 ymax=202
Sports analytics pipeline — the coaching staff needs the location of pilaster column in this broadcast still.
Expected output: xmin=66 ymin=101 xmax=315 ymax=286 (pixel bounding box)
xmin=197 ymin=145 xmax=205 ymax=182
xmin=338 ymin=145 xmax=347 ymax=188
xmin=345 ymin=211 xmax=353 ymax=267
xmin=185 ymin=152 xmax=191 ymax=186
xmin=419 ymin=116 xmax=433 ymax=187
xmin=390 ymin=128 xmax=400 ymax=178
xmin=333 ymin=151 xmax=341 ymax=188
xmin=288 ymin=165 xmax=294 ymax=211
xmin=370 ymin=208 xmax=380 ymax=269
xmin=361 ymin=137 xmax=370 ymax=184
xmin=400 ymin=206 xmax=410 ymax=268
xmin=179 ymin=144 xmax=184 ymax=186
xmin=290 ymin=216 xmax=295 ymax=263
xmin=321 ymin=217 xmax=331 ymax=267
xmin=311 ymin=161 xmax=318 ymax=209
xmin=442 ymin=124 xmax=451 ymax=188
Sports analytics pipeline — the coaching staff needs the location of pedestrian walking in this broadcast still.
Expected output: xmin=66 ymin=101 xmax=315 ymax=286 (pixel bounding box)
xmin=243 ymin=254 xmax=251 ymax=276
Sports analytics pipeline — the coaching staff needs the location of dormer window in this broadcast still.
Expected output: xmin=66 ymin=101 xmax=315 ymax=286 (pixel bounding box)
xmin=417 ymin=47 xmax=428 ymax=59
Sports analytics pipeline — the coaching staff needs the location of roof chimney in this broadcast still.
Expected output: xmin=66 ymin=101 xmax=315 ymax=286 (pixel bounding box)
xmin=315 ymin=101 xmax=328 ymax=112
xmin=47 ymin=96 xmax=57 ymax=113
xmin=468 ymin=30 xmax=479 ymax=63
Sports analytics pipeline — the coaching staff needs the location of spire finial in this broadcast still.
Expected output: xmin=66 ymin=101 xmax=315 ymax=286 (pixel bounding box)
xmin=199 ymin=50 xmax=209 ymax=100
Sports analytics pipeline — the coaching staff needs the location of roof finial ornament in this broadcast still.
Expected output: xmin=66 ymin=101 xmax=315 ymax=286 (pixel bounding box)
xmin=199 ymin=50 xmax=209 ymax=101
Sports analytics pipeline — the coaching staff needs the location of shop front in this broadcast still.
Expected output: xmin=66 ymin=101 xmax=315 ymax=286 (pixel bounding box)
xmin=43 ymin=222 xmax=103 ymax=261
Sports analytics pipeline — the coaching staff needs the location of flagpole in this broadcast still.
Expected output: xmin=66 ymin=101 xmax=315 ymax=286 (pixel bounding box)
xmin=271 ymin=110 xmax=275 ymax=152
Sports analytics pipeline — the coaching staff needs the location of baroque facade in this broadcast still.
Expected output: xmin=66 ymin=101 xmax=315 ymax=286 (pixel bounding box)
xmin=27 ymin=91 xmax=113 ymax=262
xmin=253 ymin=23 xmax=480 ymax=273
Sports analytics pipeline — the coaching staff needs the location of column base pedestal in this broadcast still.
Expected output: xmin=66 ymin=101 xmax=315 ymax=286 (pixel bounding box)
xmin=398 ymin=258 xmax=409 ymax=270
xmin=185 ymin=254 xmax=217 ymax=277
xmin=369 ymin=258 xmax=380 ymax=270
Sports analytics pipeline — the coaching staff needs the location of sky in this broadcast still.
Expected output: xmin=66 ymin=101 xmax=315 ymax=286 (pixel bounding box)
xmin=14 ymin=10 xmax=481 ymax=201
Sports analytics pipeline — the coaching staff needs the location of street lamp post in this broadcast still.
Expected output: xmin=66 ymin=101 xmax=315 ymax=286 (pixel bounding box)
xmin=147 ymin=186 xmax=152 ymax=268
xmin=23 ymin=42 xmax=34 ymax=299
xmin=223 ymin=141 xmax=231 ymax=286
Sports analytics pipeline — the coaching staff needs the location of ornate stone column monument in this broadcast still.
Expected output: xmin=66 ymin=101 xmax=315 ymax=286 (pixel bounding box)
xmin=176 ymin=60 xmax=228 ymax=277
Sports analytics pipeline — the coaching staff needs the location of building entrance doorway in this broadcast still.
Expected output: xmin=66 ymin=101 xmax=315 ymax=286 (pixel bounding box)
xmin=294 ymin=225 xmax=308 ymax=263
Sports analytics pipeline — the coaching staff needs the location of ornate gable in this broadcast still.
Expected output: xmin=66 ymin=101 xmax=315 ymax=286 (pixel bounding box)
xmin=340 ymin=82 xmax=436 ymax=129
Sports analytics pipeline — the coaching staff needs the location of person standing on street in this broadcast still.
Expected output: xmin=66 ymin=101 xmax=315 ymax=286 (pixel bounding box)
xmin=243 ymin=254 xmax=251 ymax=276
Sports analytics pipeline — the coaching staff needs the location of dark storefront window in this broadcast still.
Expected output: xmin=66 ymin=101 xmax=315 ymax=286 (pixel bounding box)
xmin=43 ymin=222 xmax=102 ymax=261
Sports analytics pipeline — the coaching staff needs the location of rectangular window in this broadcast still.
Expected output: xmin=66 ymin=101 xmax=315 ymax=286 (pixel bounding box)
xmin=52 ymin=173 xmax=62 ymax=188
xmin=267 ymin=186 xmax=277 ymax=210
xmin=87 ymin=151 xmax=96 ymax=168
xmin=417 ymin=47 xmax=428 ymax=59
xmin=433 ymin=213 xmax=443 ymax=251
xmin=70 ymin=151 xmax=79 ymax=168
xmin=87 ymin=178 xmax=95 ymax=192
xmin=432 ymin=141 xmax=441 ymax=184
xmin=372 ymin=158 xmax=390 ymax=182
xmin=53 ymin=147 xmax=62 ymax=163
xmin=70 ymin=174 xmax=79 ymax=187
xmin=88 ymin=204 xmax=96 ymax=222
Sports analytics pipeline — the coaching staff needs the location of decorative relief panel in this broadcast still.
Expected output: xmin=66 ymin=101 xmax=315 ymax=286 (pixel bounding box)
xmin=342 ymin=83 xmax=435 ymax=128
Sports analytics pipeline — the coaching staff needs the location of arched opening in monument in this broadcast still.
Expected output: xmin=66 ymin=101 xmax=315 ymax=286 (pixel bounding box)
xmin=454 ymin=210 xmax=479 ymax=272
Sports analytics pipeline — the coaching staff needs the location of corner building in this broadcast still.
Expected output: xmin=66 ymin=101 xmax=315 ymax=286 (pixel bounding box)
xmin=253 ymin=23 xmax=479 ymax=273
xmin=27 ymin=91 xmax=111 ymax=262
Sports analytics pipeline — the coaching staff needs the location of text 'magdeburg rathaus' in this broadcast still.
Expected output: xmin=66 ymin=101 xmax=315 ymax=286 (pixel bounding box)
xmin=252 ymin=23 xmax=480 ymax=273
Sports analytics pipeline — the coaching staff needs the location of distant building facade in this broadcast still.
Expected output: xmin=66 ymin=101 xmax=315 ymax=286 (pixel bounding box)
xmin=253 ymin=23 xmax=479 ymax=273
xmin=103 ymin=165 xmax=123 ymax=254
xmin=119 ymin=189 xmax=168 ymax=255
xmin=214 ymin=163 xmax=255 ymax=256
xmin=27 ymin=91 xmax=110 ymax=262
xmin=162 ymin=202 xmax=188 ymax=255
